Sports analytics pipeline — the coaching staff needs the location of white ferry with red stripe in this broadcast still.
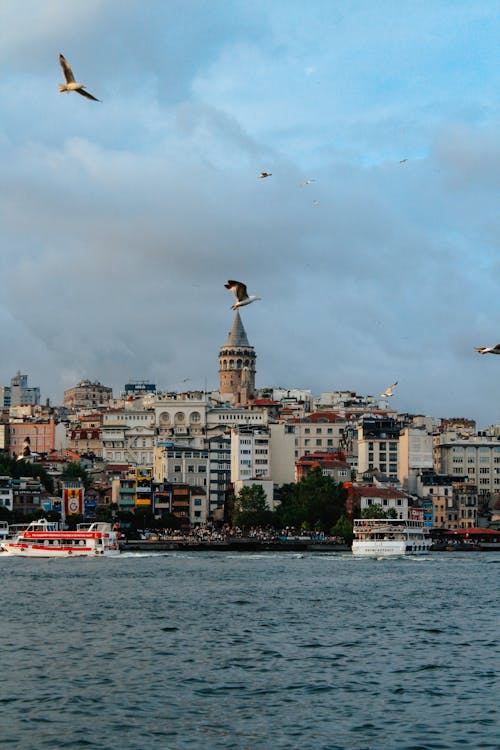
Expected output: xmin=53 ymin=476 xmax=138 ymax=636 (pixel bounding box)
xmin=1 ymin=519 xmax=120 ymax=557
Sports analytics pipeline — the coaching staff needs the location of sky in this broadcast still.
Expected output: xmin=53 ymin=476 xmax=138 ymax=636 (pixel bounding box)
xmin=0 ymin=0 xmax=499 ymax=427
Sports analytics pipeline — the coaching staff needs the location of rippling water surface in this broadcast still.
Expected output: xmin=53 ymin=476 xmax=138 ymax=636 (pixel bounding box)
xmin=0 ymin=552 xmax=497 ymax=750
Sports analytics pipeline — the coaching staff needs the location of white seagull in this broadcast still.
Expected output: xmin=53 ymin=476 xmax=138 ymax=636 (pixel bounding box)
xmin=300 ymin=179 xmax=316 ymax=186
xmin=475 ymin=344 xmax=500 ymax=355
xmin=58 ymin=53 xmax=101 ymax=101
xmin=259 ymin=172 xmax=272 ymax=179
xmin=225 ymin=280 xmax=262 ymax=310
xmin=379 ymin=381 xmax=398 ymax=398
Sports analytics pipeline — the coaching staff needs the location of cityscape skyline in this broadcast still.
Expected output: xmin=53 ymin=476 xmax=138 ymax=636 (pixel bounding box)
xmin=1 ymin=1 xmax=498 ymax=428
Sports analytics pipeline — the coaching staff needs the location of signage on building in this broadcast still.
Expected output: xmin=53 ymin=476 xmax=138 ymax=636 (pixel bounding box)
xmin=62 ymin=483 xmax=84 ymax=516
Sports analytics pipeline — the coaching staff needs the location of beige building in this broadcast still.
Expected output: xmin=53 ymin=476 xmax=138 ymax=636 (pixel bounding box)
xmin=268 ymin=423 xmax=296 ymax=484
xmin=153 ymin=444 xmax=209 ymax=489
xmin=434 ymin=435 xmax=500 ymax=499
xmin=399 ymin=426 xmax=434 ymax=493
xmin=290 ymin=412 xmax=348 ymax=460
xmin=63 ymin=380 xmax=113 ymax=410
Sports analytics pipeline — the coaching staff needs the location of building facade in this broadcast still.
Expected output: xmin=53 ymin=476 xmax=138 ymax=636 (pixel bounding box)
xmin=63 ymin=380 xmax=113 ymax=410
xmin=219 ymin=312 xmax=256 ymax=404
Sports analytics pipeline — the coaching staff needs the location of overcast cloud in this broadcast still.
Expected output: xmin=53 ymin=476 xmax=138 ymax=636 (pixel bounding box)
xmin=0 ymin=0 xmax=498 ymax=425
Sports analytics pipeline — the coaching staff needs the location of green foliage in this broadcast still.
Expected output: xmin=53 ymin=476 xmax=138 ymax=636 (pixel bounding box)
xmin=233 ymin=484 xmax=274 ymax=529
xmin=95 ymin=505 xmax=114 ymax=522
xmin=61 ymin=462 xmax=91 ymax=490
xmin=360 ymin=504 xmax=397 ymax=519
xmin=331 ymin=514 xmax=353 ymax=542
xmin=274 ymin=468 xmax=347 ymax=531
xmin=0 ymin=454 xmax=53 ymax=492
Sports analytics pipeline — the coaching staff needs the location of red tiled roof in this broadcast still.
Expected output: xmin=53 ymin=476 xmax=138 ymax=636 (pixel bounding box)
xmin=351 ymin=486 xmax=407 ymax=500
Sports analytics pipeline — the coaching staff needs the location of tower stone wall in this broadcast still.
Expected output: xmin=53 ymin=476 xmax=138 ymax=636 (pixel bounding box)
xmin=219 ymin=312 xmax=256 ymax=404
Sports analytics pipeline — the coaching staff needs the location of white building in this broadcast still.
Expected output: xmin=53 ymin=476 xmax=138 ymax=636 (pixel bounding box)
xmin=101 ymin=409 xmax=156 ymax=466
xmin=231 ymin=428 xmax=270 ymax=483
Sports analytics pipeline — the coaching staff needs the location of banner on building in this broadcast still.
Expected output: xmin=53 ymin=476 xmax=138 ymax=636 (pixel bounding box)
xmin=409 ymin=507 xmax=424 ymax=521
xmin=63 ymin=483 xmax=84 ymax=516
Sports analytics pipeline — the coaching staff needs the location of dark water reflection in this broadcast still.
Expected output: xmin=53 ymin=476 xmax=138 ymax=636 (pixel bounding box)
xmin=0 ymin=552 xmax=497 ymax=749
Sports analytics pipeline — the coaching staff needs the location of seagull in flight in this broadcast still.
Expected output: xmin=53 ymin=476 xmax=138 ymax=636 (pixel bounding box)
xmin=379 ymin=382 xmax=398 ymax=398
xmin=225 ymin=280 xmax=262 ymax=310
xmin=475 ymin=344 xmax=500 ymax=355
xmin=259 ymin=172 xmax=272 ymax=179
xmin=300 ymin=179 xmax=316 ymax=186
xmin=399 ymin=158 xmax=408 ymax=164
xmin=58 ymin=53 xmax=101 ymax=101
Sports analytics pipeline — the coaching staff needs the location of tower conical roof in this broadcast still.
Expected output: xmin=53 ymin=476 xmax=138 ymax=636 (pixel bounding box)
xmin=223 ymin=311 xmax=251 ymax=348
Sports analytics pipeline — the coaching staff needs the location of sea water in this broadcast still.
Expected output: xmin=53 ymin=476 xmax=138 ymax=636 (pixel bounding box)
xmin=0 ymin=552 xmax=497 ymax=750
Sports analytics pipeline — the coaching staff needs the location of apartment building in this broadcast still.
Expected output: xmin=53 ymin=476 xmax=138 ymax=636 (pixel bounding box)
xmin=101 ymin=409 xmax=155 ymax=466
xmin=434 ymin=434 xmax=500 ymax=498
xmin=291 ymin=412 xmax=347 ymax=460
xmin=357 ymin=417 xmax=401 ymax=476
xmin=416 ymin=471 xmax=477 ymax=529
xmin=9 ymin=419 xmax=56 ymax=458
xmin=63 ymin=380 xmax=113 ymax=410
xmin=398 ymin=425 xmax=434 ymax=493
xmin=2 ymin=372 xmax=40 ymax=408
xmin=231 ymin=427 xmax=270 ymax=483
xmin=349 ymin=485 xmax=409 ymax=520
xmin=153 ymin=443 xmax=209 ymax=489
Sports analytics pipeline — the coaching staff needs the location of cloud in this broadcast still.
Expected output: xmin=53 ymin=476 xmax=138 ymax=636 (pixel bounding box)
xmin=0 ymin=1 xmax=498 ymax=427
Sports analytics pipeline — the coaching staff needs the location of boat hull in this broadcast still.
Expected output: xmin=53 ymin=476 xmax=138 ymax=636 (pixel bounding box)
xmin=2 ymin=543 xmax=119 ymax=558
xmin=352 ymin=540 xmax=431 ymax=557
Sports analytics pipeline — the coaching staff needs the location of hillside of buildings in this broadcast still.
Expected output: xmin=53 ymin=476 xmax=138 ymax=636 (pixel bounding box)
xmin=1 ymin=364 xmax=499 ymax=536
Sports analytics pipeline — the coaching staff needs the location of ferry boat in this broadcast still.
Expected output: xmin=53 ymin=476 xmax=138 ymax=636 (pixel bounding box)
xmin=0 ymin=520 xmax=9 ymax=543
xmin=352 ymin=517 xmax=432 ymax=557
xmin=1 ymin=519 xmax=120 ymax=557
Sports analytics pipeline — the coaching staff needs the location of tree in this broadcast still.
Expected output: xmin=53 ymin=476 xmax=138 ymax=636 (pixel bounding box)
xmin=233 ymin=485 xmax=273 ymax=529
xmin=360 ymin=504 xmax=397 ymax=519
xmin=0 ymin=454 xmax=53 ymax=492
xmin=275 ymin=468 xmax=347 ymax=531
xmin=331 ymin=514 xmax=353 ymax=542
xmin=61 ymin=462 xmax=91 ymax=490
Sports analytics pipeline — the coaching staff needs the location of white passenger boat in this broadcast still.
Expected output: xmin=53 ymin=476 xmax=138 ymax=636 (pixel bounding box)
xmin=1 ymin=519 xmax=120 ymax=557
xmin=352 ymin=518 xmax=432 ymax=557
xmin=0 ymin=520 xmax=9 ymax=543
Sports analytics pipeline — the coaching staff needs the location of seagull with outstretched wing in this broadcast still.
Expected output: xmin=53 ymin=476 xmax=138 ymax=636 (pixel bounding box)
xmin=59 ymin=53 xmax=101 ymax=101
xmin=379 ymin=381 xmax=398 ymax=398
xmin=475 ymin=344 xmax=500 ymax=355
xmin=259 ymin=172 xmax=272 ymax=179
xmin=225 ymin=280 xmax=262 ymax=310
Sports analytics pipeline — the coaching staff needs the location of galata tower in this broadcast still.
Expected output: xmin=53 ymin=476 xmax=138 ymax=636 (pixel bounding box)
xmin=219 ymin=311 xmax=256 ymax=404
